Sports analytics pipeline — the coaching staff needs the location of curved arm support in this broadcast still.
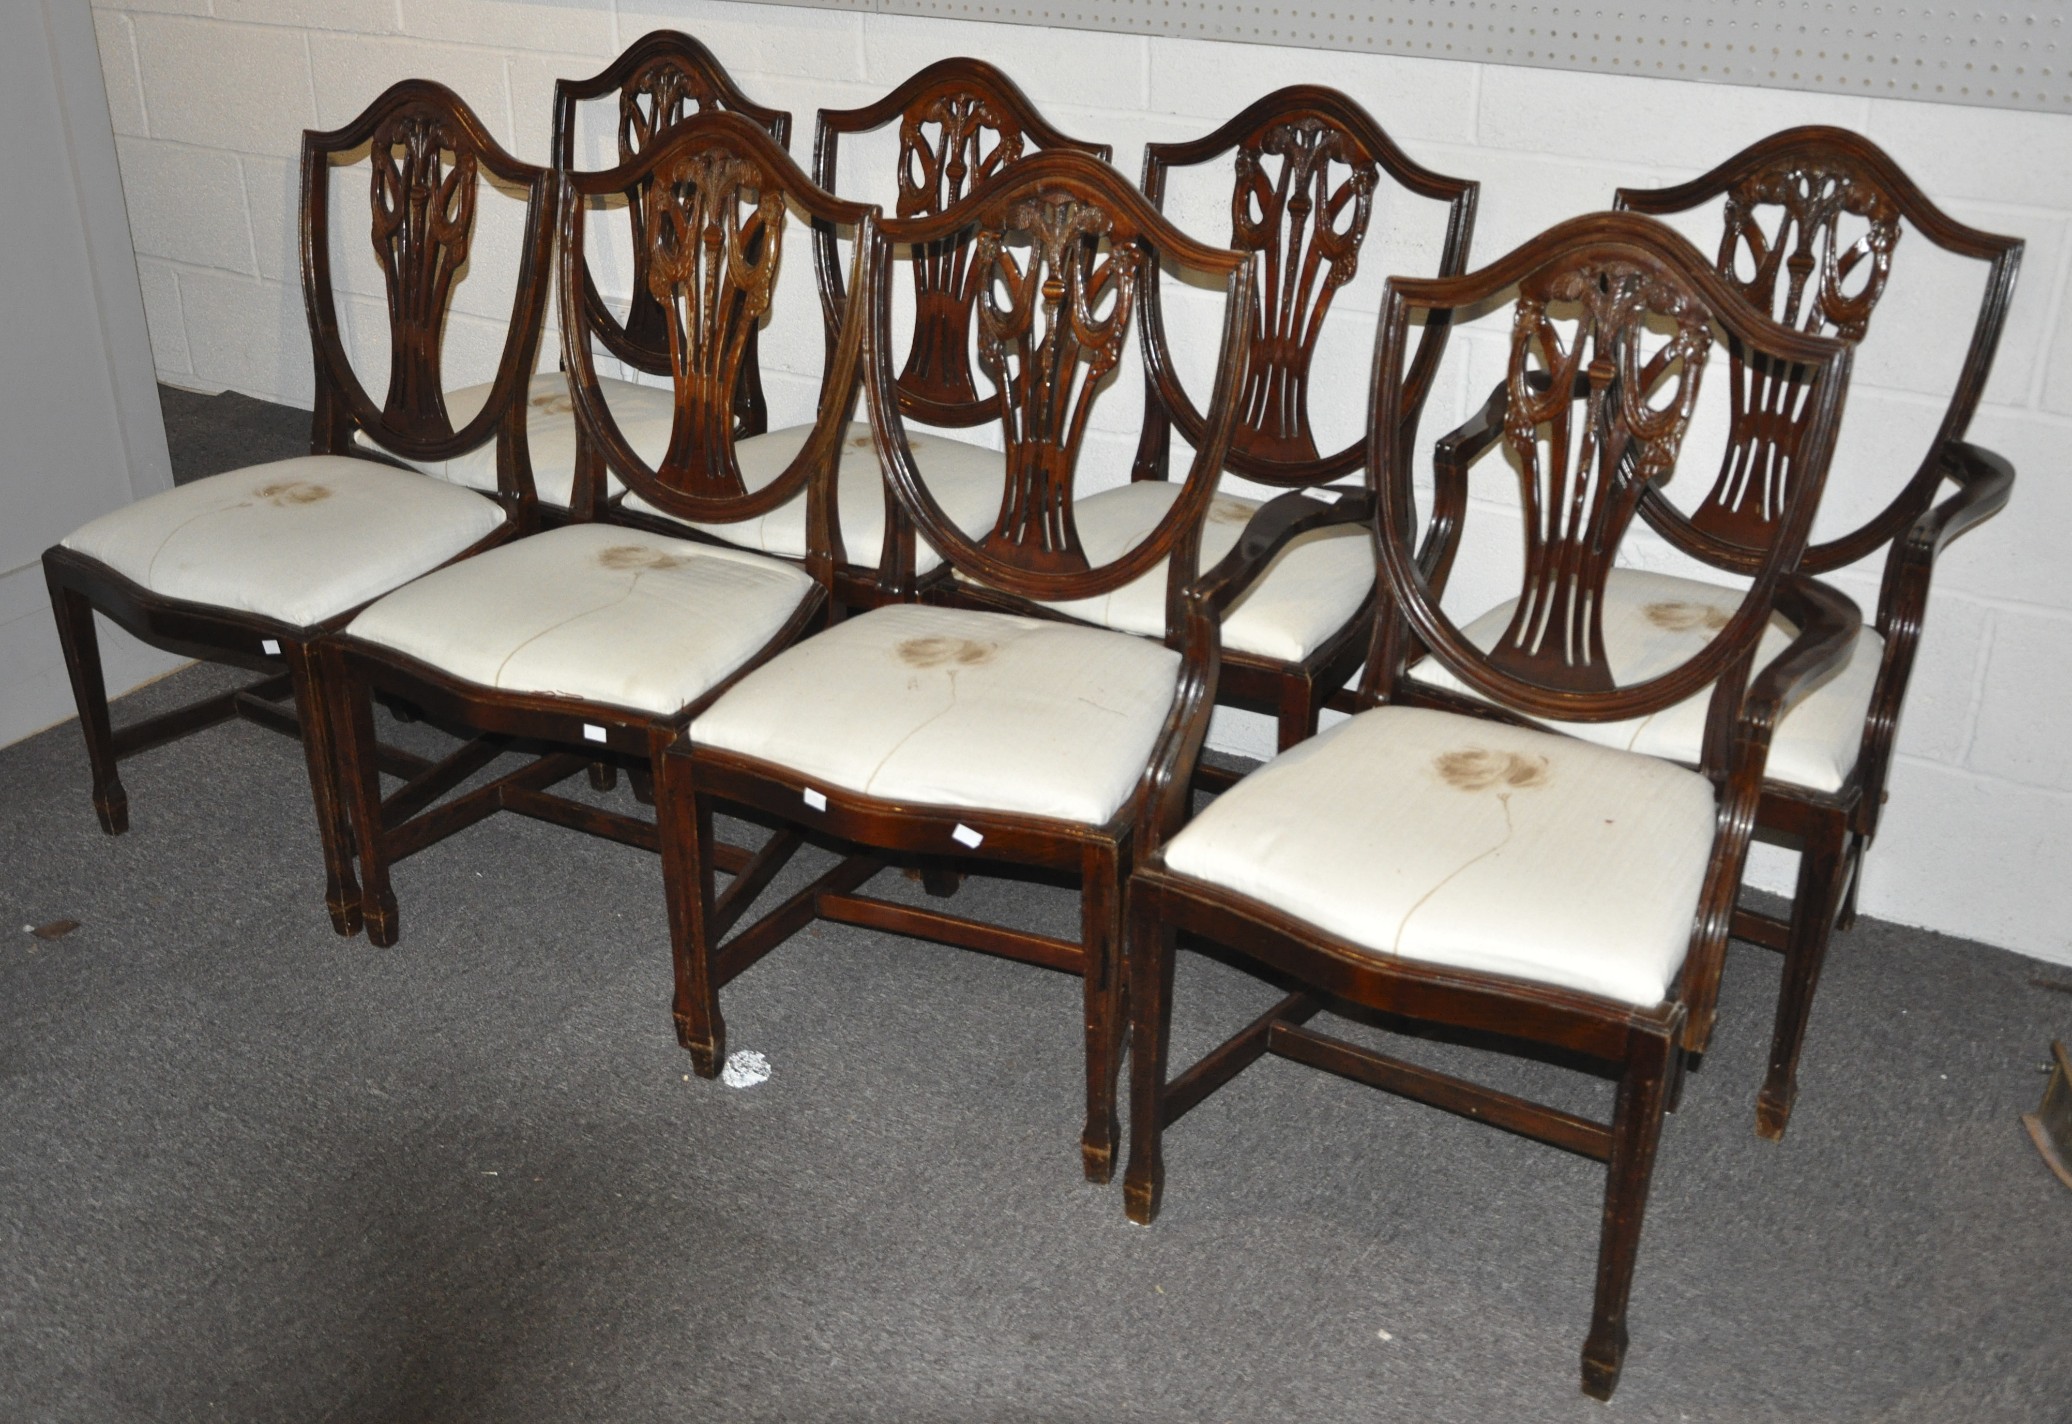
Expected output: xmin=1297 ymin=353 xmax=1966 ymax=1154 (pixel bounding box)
xmin=1682 ymin=574 xmax=1862 ymax=1045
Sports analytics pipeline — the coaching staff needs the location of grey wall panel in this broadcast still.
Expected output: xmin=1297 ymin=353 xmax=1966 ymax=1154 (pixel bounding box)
xmin=753 ymin=0 xmax=2068 ymax=115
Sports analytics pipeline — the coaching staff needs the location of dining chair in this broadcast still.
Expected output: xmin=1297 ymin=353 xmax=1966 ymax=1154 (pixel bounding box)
xmin=324 ymin=112 xmax=874 ymax=951
xmin=1123 ymin=211 xmax=1859 ymax=1398
xmin=662 ymin=150 xmax=1254 ymax=1183
xmin=42 ymin=79 xmax=552 ymax=936
xmin=1054 ymin=86 xmax=1477 ymax=776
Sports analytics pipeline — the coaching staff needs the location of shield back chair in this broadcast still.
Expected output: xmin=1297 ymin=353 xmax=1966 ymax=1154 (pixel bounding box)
xmin=1608 ymin=129 xmax=2022 ymax=1138
xmin=1414 ymin=126 xmax=2024 ymax=1140
xmin=1122 ymin=212 xmax=1859 ymax=1398
xmin=42 ymin=79 xmax=553 ymax=936
xmin=664 ymin=150 xmax=1254 ymax=1184
xmin=1053 ymin=86 xmax=1478 ymax=776
xmin=324 ymin=112 xmax=875 ymax=951
xmin=611 ymin=57 xmax=1111 ymax=610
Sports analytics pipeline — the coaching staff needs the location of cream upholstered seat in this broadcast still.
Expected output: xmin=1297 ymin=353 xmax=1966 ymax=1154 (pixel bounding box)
xmin=355 ymin=372 xmax=677 ymax=509
xmin=1411 ymin=567 xmax=1880 ymax=794
xmin=1163 ymin=706 xmax=1717 ymax=1006
xmin=61 ymin=455 xmax=506 ymax=628
xmin=1040 ymin=481 xmax=1374 ymax=661
xmin=625 ymin=421 xmax=1007 ymax=575
xmin=691 ymin=602 xmax=1180 ymax=826
xmin=345 ymin=523 xmax=816 ymax=717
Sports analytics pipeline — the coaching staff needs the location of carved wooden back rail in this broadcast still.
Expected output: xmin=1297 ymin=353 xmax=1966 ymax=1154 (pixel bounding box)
xmin=1134 ymin=84 xmax=1477 ymax=488
xmin=863 ymin=150 xmax=1253 ymax=614
xmin=1615 ymin=125 xmax=2022 ymax=576
xmin=814 ymin=59 xmax=1112 ymax=430
xmin=553 ymin=32 xmax=792 ymax=439
xmin=560 ymin=110 xmax=877 ymax=582
xmin=302 ymin=79 xmax=555 ymax=514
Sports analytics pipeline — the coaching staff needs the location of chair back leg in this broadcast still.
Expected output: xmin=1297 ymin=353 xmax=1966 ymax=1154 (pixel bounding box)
xmin=325 ymin=645 xmax=400 ymax=947
xmin=1122 ymin=890 xmax=1178 ymax=1225
xmin=1758 ymin=820 xmax=1851 ymax=1140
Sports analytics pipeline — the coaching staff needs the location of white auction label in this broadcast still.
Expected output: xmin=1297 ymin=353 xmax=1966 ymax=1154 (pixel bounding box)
xmin=951 ymin=823 xmax=983 ymax=849
xmin=582 ymin=723 xmax=607 ymax=743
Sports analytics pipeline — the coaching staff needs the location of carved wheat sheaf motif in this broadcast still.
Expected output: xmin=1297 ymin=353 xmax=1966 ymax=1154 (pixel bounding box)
xmin=974 ymin=195 xmax=1139 ymax=571
xmin=1497 ymin=258 xmax=1712 ymax=691
xmin=369 ymin=112 xmax=476 ymax=433
xmin=1230 ymin=118 xmax=1377 ymax=462
xmin=896 ymin=94 xmax=1027 ymax=409
xmin=642 ymin=148 xmax=784 ymax=494
xmin=1694 ymin=159 xmax=1897 ymax=543
xmin=617 ymin=59 xmax=722 ymax=163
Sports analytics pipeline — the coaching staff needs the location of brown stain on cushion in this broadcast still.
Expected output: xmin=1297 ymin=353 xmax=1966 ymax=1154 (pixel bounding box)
xmin=530 ymin=390 xmax=576 ymax=417
xmin=598 ymin=544 xmax=688 ymax=572
xmin=1434 ymin=747 xmax=1551 ymax=792
xmin=1208 ymin=496 xmax=1257 ymax=525
xmin=1644 ymin=600 xmax=1730 ymax=634
xmin=896 ymin=635 xmax=997 ymax=668
xmin=254 ymin=481 xmax=331 ymax=506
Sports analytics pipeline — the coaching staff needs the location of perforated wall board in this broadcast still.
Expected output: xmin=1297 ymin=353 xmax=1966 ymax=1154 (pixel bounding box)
xmin=752 ymin=1 xmax=2067 ymax=114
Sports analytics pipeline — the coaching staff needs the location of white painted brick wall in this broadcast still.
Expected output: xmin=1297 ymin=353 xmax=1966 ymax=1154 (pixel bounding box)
xmin=86 ymin=0 xmax=2072 ymax=965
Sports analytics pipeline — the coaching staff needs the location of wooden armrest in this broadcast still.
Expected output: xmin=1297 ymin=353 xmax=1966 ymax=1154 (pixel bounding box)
xmin=1186 ymin=486 xmax=1375 ymax=619
xmin=1743 ymin=574 xmax=1863 ymax=741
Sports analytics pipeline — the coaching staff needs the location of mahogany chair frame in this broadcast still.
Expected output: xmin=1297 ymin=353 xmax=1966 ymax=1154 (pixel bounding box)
xmin=1129 ymin=86 xmax=1478 ymax=773
xmin=552 ymin=31 xmax=791 ymax=472
xmin=1609 ymin=126 xmax=2023 ymax=1137
xmin=662 ymin=151 xmax=1254 ymax=1183
xmin=324 ymin=112 xmax=875 ymax=950
xmin=806 ymin=57 xmax=1112 ymax=606
xmin=42 ymin=79 xmax=553 ymax=935
xmin=1123 ymin=212 xmax=1861 ymax=1397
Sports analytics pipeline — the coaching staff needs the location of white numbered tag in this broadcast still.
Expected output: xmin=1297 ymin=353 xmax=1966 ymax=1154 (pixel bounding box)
xmin=951 ymin=823 xmax=983 ymax=849
xmin=260 ymin=638 xmax=281 ymax=655
xmin=582 ymin=723 xmax=607 ymax=743
xmin=803 ymin=788 xmax=828 ymax=811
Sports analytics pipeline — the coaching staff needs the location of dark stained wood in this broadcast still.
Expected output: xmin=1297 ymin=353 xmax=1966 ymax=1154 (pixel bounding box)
xmin=327 ymin=111 xmax=861 ymax=1034
xmin=1121 ymin=88 xmax=1478 ymax=760
xmin=1125 ymin=211 xmax=1861 ymax=1399
xmin=1614 ymin=127 xmax=2025 ymax=1138
xmin=40 ymin=78 xmax=551 ymax=934
xmin=670 ymin=149 xmax=1256 ymax=1181
xmin=553 ymin=29 xmax=790 ymax=437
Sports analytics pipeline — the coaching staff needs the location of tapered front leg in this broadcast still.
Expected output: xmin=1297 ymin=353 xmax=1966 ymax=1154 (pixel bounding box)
xmin=325 ymin=644 xmax=398 ymax=947
xmin=1758 ymin=824 xmax=1849 ymax=1141
xmin=284 ymin=637 xmax=362 ymax=938
xmin=1122 ymin=885 xmax=1177 ymax=1226
xmin=44 ymin=568 xmax=127 ymax=834
xmin=1079 ymin=841 xmax=1126 ymax=1184
xmin=657 ymin=733 xmax=724 ymax=1077
xmin=1274 ymin=675 xmax=1322 ymax=752
xmin=1582 ymin=1022 xmax=1675 ymax=1401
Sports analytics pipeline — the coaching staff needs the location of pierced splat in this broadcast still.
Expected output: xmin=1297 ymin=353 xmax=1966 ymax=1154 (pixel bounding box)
xmin=1689 ymin=161 xmax=1897 ymax=548
xmin=974 ymin=195 xmax=1139 ymax=572
xmin=1229 ymin=118 xmax=1377 ymax=463
xmin=1495 ymin=258 xmax=1711 ymax=691
xmin=897 ymin=94 xmax=1027 ymax=410
xmin=615 ymin=58 xmax=729 ymax=358
xmin=368 ymin=111 xmax=476 ymax=437
xmin=642 ymin=148 xmax=785 ymax=499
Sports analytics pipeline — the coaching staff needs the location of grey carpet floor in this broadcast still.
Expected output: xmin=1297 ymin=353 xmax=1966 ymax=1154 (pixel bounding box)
xmin=1 ymin=391 xmax=2064 ymax=1421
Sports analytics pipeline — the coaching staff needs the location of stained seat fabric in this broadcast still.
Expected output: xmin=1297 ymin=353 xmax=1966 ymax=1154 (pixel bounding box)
xmin=1411 ymin=567 xmax=1879 ymax=794
xmin=690 ymin=602 xmax=1181 ymax=827
xmin=623 ymin=421 xmax=1007 ymax=575
xmin=355 ymin=372 xmax=678 ymax=509
xmin=60 ymin=455 xmax=507 ymax=629
xmin=1161 ymin=705 xmax=1718 ymax=1007
xmin=1035 ymin=481 xmax=1375 ymax=662
xmin=345 ymin=523 xmax=817 ymax=718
